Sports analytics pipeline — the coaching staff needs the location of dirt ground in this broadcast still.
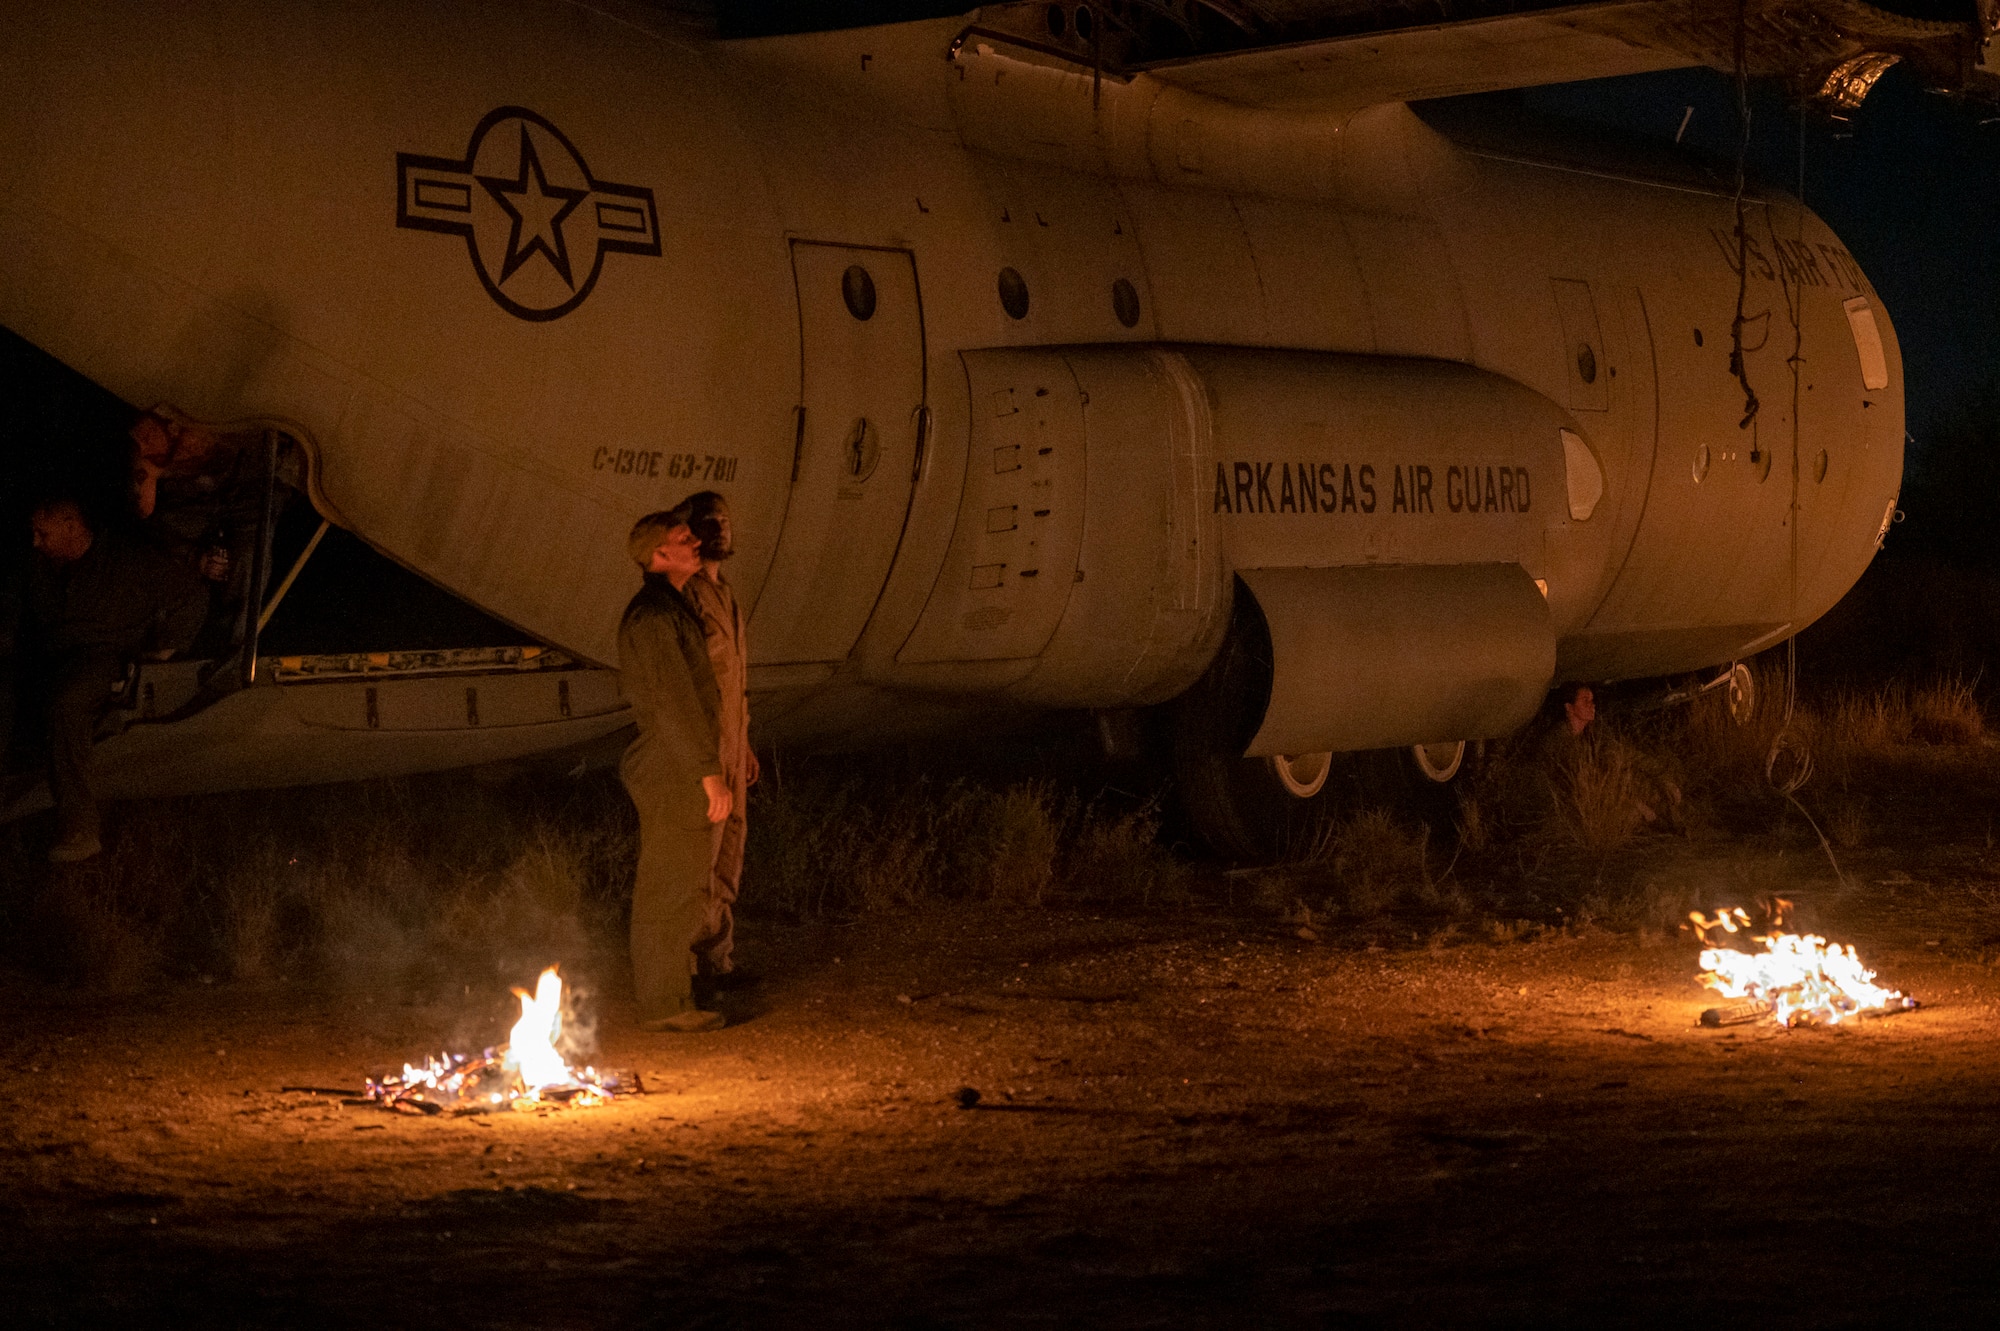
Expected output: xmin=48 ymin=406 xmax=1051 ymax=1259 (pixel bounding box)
xmin=8 ymin=815 xmax=2000 ymax=1329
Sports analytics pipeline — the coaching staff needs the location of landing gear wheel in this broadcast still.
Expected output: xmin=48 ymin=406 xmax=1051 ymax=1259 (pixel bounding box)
xmin=1170 ymin=584 xmax=1344 ymax=861
xmin=1721 ymin=647 xmax=1794 ymax=733
xmin=1168 ymin=580 xmax=1479 ymax=861
xmin=1411 ymin=740 xmax=1466 ymax=783
xmin=1270 ymin=751 xmax=1332 ymax=798
xmin=1351 ymin=742 xmax=1478 ymax=843
xmin=1725 ymin=662 xmax=1756 ymax=728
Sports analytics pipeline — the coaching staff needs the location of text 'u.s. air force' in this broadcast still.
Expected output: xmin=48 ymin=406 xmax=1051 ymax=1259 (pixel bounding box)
xmin=1212 ymin=462 xmax=1532 ymax=516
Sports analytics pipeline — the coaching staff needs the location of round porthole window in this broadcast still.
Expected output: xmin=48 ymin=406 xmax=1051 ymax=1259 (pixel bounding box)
xmin=998 ymin=266 xmax=1030 ymax=320
xmin=841 ymin=265 xmax=877 ymax=321
xmin=1112 ymin=277 xmax=1141 ymax=328
xmin=1576 ymin=342 xmax=1598 ymax=384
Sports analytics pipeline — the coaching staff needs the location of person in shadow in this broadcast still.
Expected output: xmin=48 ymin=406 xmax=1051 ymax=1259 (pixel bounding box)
xmin=26 ymin=496 xmax=205 ymax=861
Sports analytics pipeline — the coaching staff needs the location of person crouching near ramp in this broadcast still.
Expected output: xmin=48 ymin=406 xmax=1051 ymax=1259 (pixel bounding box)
xmin=620 ymin=507 xmax=731 ymax=1033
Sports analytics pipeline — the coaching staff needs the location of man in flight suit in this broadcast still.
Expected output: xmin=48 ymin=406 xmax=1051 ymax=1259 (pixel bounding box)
xmin=129 ymin=409 xmax=267 ymax=655
xmin=28 ymin=497 xmax=205 ymax=862
xmin=619 ymin=507 xmax=732 ymax=1033
xmin=680 ymin=490 xmax=758 ymax=990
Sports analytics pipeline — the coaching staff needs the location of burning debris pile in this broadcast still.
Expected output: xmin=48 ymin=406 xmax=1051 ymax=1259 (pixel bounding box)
xmin=1691 ymin=907 xmax=1918 ymax=1028
xmin=365 ymin=967 xmax=635 ymax=1114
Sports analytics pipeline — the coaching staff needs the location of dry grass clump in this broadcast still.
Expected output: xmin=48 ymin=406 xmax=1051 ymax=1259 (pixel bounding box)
xmin=1328 ymin=808 xmax=1432 ymax=916
xmin=980 ymin=783 xmax=1063 ymax=906
xmin=0 ymin=754 xmax=1191 ymax=994
xmin=1806 ymin=676 xmax=1987 ymax=753
xmin=1909 ymin=676 xmax=1987 ymax=745
xmin=1553 ymin=736 xmax=1647 ymax=857
xmin=1252 ymin=808 xmax=1440 ymax=924
xmin=1672 ymin=687 xmax=1778 ymax=790
xmin=1066 ymin=803 xmax=1190 ymax=907
xmin=744 ymin=765 xmax=1185 ymax=916
xmin=1548 ymin=729 xmax=1693 ymax=856
xmin=1822 ymin=788 xmax=1870 ymax=850
xmin=0 ymin=775 xmax=629 ymax=994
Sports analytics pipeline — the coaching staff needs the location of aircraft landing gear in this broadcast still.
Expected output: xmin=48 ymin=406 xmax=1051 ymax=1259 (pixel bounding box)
xmin=1166 ymin=590 xmax=1476 ymax=862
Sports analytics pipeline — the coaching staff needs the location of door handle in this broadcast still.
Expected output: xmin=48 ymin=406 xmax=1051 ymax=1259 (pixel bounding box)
xmin=790 ymin=404 xmax=806 ymax=485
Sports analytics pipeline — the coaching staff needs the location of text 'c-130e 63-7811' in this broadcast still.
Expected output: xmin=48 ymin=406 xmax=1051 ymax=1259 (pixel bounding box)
xmin=0 ymin=0 xmax=1940 ymax=858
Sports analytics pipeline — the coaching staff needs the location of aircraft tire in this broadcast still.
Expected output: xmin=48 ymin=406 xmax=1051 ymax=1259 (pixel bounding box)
xmin=1348 ymin=742 xmax=1479 ymax=842
xmin=1167 ymin=582 xmax=1344 ymax=861
xmin=1722 ymin=646 xmax=1795 ymax=732
xmin=1167 ymin=583 xmax=1478 ymax=861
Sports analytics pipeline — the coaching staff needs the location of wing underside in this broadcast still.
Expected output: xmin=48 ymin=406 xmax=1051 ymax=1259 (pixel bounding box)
xmin=955 ymin=0 xmax=1998 ymax=112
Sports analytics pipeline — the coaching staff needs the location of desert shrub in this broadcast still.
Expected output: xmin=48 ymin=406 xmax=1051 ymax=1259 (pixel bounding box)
xmin=0 ymin=773 xmax=634 ymax=994
xmin=743 ymin=763 xmax=1185 ymax=916
xmin=1066 ymin=802 xmax=1189 ymax=907
xmin=1552 ymin=733 xmax=1651 ymax=857
xmin=1823 ymin=685 xmax=1912 ymax=750
xmin=1326 ymin=807 xmax=1431 ymax=917
xmin=1909 ymin=676 xmax=1986 ymax=745
xmin=976 ymin=782 xmax=1062 ymax=905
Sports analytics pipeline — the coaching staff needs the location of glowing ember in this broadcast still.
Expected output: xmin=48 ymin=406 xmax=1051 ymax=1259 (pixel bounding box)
xmin=1690 ymin=907 xmax=1918 ymax=1027
xmin=365 ymin=966 xmax=626 ymax=1114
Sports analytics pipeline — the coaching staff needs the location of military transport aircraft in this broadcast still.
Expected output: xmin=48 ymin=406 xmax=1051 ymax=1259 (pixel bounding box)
xmin=0 ymin=0 xmax=1990 ymax=856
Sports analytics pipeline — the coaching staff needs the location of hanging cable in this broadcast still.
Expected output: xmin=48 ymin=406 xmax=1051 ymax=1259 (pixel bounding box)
xmin=1758 ymin=102 xmax=1851 ymax=889
xmin=1728 ymin=0 xmax=1761 ymax=430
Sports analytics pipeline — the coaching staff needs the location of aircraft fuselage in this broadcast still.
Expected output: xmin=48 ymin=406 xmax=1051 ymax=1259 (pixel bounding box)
xmin=0 ymin=1 xmax=1902 ymax=757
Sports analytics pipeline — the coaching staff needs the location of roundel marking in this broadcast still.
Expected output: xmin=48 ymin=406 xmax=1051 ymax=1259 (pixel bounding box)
xmin=397 ymin=107 xmax=663 ymax=322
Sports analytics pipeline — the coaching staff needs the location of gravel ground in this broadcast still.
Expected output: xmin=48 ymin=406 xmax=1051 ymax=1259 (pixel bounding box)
xmin=7 ymin=844 xmax=2000 ymax=1327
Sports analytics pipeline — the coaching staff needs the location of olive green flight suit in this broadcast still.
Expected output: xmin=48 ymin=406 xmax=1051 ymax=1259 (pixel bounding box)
xmin=617 ymin=576 xmax=723 ymax=1024
xmin=685 ymin=568 xmax=749 ymax=975
xmin=29 ymin=527 xmax=206 ymax=844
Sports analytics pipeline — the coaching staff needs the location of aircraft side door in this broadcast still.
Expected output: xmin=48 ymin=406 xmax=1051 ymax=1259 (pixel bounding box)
xmin=749 ymin=242 xmax=926 ymax=665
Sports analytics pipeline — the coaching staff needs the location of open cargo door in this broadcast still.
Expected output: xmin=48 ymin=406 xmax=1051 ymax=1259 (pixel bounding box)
xmin=3 ymin=427 xmax=631 ymax=816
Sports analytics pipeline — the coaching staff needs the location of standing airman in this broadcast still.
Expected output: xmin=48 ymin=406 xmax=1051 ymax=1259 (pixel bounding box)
xmin=618 ymin=506 xmax=731 ymax=1033
xmin=679 ymin=490 xmax=758 ymax=992
xmin=27 ymin=497 xmax=206 ymax=861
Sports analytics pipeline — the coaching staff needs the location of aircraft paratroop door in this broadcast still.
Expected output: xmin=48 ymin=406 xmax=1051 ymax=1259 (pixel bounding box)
xmin=749 ymin=242 xmax=927 ymax=665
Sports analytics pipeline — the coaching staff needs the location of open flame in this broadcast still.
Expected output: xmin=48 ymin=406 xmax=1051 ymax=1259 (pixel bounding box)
xmin=1691 ymin=906 xmax=1917 ymax=1027
xmin=365 ymin=966 xmax=622 ymax=1114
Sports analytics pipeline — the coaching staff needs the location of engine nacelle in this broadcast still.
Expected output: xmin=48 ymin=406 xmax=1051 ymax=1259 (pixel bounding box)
xmin=882 ymin=345 xmax=1584 ymax=755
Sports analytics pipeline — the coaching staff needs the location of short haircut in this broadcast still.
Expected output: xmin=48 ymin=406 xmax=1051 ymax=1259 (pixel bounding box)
xmin=683 ymin=489 xmax=730 ymax=561
xmin=626 ymin=503 xmax=694 ymax=568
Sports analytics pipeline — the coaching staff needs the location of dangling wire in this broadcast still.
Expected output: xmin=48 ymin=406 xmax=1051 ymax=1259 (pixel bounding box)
xmin=1729 ymin=0 xmax=1761 ymax=430
xmin=1759 ymin=102 xmax=1848 ymax=890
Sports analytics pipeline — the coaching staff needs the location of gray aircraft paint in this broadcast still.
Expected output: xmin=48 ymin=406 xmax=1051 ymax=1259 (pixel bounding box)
xmin=0 ymin=1 xmax=1901 ymax=776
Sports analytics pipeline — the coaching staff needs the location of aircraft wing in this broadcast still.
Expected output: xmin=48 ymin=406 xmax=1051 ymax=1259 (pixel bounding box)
xmin=956 ymin=0 xmax=1999 ymax=114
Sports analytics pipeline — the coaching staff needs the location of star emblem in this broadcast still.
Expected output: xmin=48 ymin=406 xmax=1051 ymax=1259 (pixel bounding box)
xmin=476 ymin=125 xmax=587 ymax=289
xmin=398 ymin=107 xmax=663 ymax=322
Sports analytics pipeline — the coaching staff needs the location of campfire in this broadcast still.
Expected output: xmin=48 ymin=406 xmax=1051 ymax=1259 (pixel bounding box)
xmin=365 ymin=967 xmax=630 ymax=1114
xmin=1690 ymin=906 xmax=1918 ymax=1027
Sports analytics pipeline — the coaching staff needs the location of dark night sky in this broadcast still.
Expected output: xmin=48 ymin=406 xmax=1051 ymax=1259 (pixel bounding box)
xmin=1515 ymin=63 xmax=2000 ymax=447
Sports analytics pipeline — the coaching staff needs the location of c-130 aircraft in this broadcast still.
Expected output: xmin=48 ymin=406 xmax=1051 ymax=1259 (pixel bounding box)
xmin=2 ymin=0 xmax=1982 ymax=856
